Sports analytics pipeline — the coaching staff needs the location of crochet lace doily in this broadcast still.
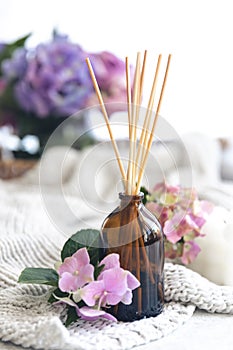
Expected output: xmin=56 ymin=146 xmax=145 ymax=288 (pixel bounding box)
xmin=0 ymin=233 xmax=233 ymax=350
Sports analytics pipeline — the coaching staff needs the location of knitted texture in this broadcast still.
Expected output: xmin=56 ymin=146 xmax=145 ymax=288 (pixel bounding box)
xmin=0 ymin=231 xmax=233 ymax=350
xmin=0 ymin=187 xmax=233 ymax=350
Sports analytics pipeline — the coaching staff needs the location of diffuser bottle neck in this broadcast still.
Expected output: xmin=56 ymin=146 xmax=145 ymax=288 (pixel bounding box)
xmin=119 ymin=192 xmax=144 ymax=206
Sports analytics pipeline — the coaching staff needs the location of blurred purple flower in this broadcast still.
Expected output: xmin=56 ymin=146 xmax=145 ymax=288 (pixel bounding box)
xmin=0 ymin=43 xmax=5 ymax=54
xmin=2 ymin=48 xmax=28 ymax=80
xmin=14 ymin=36 xmax=93 ymax=118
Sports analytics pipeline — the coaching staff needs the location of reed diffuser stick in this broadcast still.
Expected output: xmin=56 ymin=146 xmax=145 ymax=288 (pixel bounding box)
xmin=86 ymin=58 xmax=127 ymax=184
xmin=125 ymin=56 xmax=132 ymax=135
xmin=126 ymin=56 xmax=132 ymax=195
xmin=136 ymin=54 xmax=172 ymax=193
xmin=139 ymin=50 xmax=148 ymax=102
xmin=128 ymin=52 xmax=141 ymax=194
xmin=135 ymin=54 xmax=162 ymax=178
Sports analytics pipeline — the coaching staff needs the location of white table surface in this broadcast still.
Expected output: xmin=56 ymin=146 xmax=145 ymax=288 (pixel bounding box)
xmin=136 ymin=309 xmax=233 ymax=350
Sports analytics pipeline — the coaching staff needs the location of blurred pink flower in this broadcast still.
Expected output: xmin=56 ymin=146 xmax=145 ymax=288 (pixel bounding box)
xmin=163 ymin=212 xmax=185 ymax=244
xmin=88 ymin=51 xmax=133 ymax=116
xmin=146 ymin=182 xmax=214 ymax=264
xmin=58 ymin=247 xmax=94 ymax=292
xmin=181 ymin=241 xmax=201 ymax=265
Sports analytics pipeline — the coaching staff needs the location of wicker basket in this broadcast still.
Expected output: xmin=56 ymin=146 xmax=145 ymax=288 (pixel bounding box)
xmin=0 ymin=159 xmax=36 ymax=180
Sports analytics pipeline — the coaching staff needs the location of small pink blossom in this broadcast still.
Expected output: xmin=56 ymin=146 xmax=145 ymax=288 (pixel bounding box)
xmin=81 ymin=267 xmax=140 ymax=308
xmin=58 ymin=247 xmax=94 ymax=292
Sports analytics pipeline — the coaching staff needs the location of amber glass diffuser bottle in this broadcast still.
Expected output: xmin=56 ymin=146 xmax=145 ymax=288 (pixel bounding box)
xmin=100 ymin=192 xmax=164 ymax=322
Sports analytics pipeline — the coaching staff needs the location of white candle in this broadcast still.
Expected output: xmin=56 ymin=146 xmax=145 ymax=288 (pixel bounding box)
xmin=190 ymin=206 xmax=233 ymax=286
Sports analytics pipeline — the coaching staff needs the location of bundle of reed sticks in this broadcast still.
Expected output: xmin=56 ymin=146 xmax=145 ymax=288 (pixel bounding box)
xmin=86 ymin=51 xmax=171 ymax=194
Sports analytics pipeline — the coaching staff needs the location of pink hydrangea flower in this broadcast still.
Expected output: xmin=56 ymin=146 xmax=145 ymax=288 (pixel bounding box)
xmin=58 ymin=247 xmax=94 ymax=292
xmin=55 ymin=251 xmax=140 ymax=322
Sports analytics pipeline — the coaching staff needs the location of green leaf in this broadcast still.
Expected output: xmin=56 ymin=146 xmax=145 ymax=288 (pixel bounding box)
xmin=18 ymin=268 xmax=58 ymax=287
xmin=61 ymin=229 xmax=101 ymax=266
xmin=140 ymin=186 xmax=150 ymax=205
xmin=65 ymin=305 xmax=79 ymax=327
xmin=48 ymin=288 xmax=69 ymax=303
xmin=12 ymin=33 xmax=31 ymax=48
xmin=0 ymin=33 xmax=31 ymax=65
xmin=94 ymin=264 xmax=105 ymax=280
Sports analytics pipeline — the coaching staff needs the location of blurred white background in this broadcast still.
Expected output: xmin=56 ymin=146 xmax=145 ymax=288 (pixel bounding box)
xmin=0 ymin=0 xmax=232 ymax=137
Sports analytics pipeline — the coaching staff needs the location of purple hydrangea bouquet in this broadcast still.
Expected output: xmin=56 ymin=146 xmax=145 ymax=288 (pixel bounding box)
xmin=143 ymin=182 xmax=214 ymax=265
xmin=0 ymin=32 xmax=129 ymax=155
xmin=18 ymin=229 xmax=140 ymax=325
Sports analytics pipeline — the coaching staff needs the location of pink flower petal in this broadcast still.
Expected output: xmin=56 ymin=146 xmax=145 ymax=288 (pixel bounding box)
xmin=185 ymin=214 xmax=204 ymax=230
xmin=81 ymin=280 xmax=104 ymax=306
xmin=163 ymin=212 xmax=185 ymax=244
xmin=99 ymin=253 xmax=120 ymax=272
xmin=58 ymin=256 xmax=79 ymax=276
xmin=58 ymin=272 xmax=79 ymax=292
xmin=164 ymin=222 xmax=182 ymax=244
xmin=121 ymin=290 xmax=133 ymax=305
xmin=73 ymin=247 xmax=90 ymax=269
xmin=105 ymin=293 xmax=122 ymax=306
xmin=102 ymin=268 xmax=127 ymax=295
xmin=78 ymin=306 xmax=117 ymax=322
xmin=126 ymin=271 xmax=140 ymax=290
xmin=181 ymin=241 xmax=201 ymax=265
xmin=78 ymin=264 xmax=94 ymax=285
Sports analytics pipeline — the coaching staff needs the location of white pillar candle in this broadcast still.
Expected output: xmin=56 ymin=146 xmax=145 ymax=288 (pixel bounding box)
xmin=189 ymin=206 xmax=233 ymax=286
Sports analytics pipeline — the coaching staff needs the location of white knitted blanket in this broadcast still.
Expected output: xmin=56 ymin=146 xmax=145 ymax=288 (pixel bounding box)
xmin=0 ymin=188 xmax=233 ymax=350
